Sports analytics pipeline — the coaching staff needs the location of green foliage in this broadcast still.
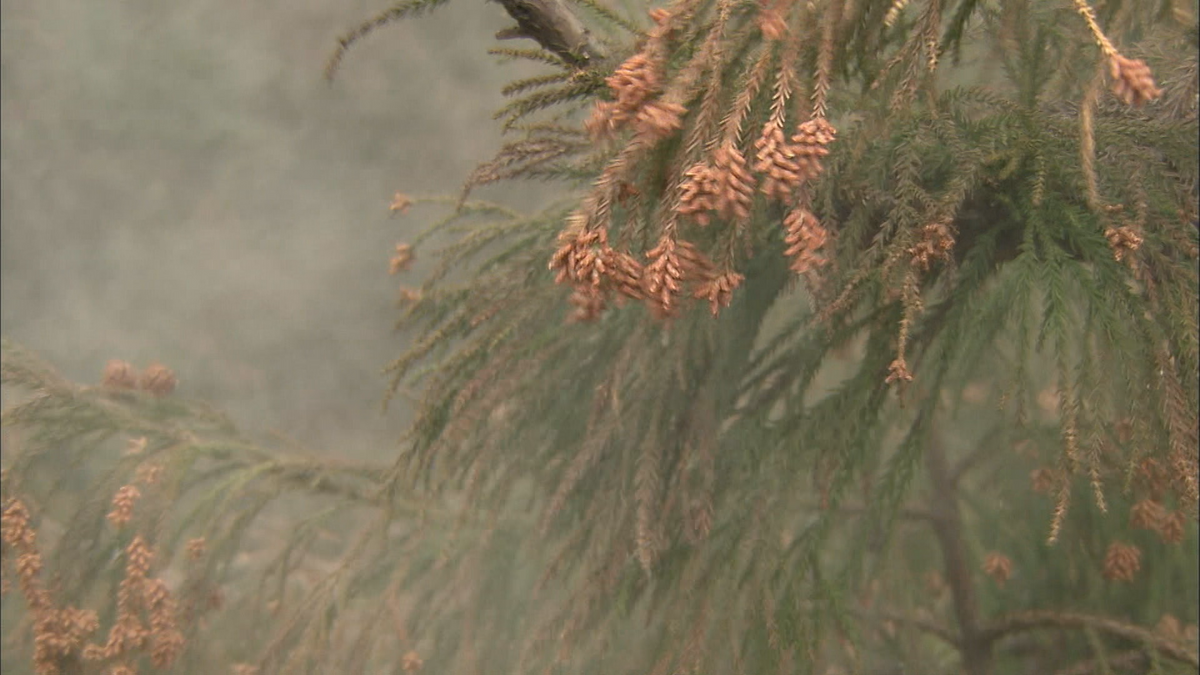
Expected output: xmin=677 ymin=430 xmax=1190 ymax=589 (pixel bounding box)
xmin=3 ymin=0 xmax=1198 ymax=674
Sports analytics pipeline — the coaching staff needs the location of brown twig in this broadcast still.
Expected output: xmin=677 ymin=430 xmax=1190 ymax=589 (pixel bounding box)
xmin=981 ymin=610 xmax=1200 ymax=668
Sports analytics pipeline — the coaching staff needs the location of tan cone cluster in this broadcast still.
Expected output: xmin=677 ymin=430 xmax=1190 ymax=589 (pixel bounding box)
xmin=565 ymin=42 xmax=848 ymax=319
xmin=982 ymin=552 xmax=1013 ymax=587
xmin=1104 ymin=225 xmax=1143 ymax=261
xmin=107 ymin=485 xmax=141 ymax=529
xmin=587 ymin=48 xmax=686 ymax=141
xmin=907 ymin=221 xmax=956 ymax=270
xmin=643 ymin=235 xmax=686 ymax=314
xmin=1109 ymin=53 xmax=1162 ymax=106
xmin=2 ymin=498 xmax=101 ymax=675
xmin=753 ymin=121 xmax=804 ymax=202
xmin=1129 ymin=499 xmax=1187 ymax=545
xmin=756 ymin=0 xmax=789 ymax=41
xmin=712 ymin=143 xmax=756 ymax=222
xmin=102 ymin=360 xmax=177 ymax=397
xmin=678 ymin=117 xmax=836 ymax=236
xmin=783 ymin=207 xmax=830 ymax=274
xmin=676 ymin=144 xmax=756 ymax=226
xmin=678 ymin=164 xmax=720 ymax=226
xmin=551 ymin=222 xmax=725 ymax=320
xmin=634 ymin=100 xmax=688 ymax=139
xmin=1102 ymin=541 xmax=1141 ymax=582
xmin=694 ymin=271 xmax=745 ymax=316
xmin=139 ymin=363 xmax=178 ymax=397
xmin=790 ymin=118 xmax=838 ymax=181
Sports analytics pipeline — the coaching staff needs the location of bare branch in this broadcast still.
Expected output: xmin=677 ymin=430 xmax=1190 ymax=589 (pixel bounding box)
xmin=491 ymin=0 xmax=606 ymax=66
xmin=981 ymin=610 xmax=1200 ymax=668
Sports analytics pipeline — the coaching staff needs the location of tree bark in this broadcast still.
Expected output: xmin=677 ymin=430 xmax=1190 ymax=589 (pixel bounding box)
xmin=490 ymin=0 xmax=605 ymax=66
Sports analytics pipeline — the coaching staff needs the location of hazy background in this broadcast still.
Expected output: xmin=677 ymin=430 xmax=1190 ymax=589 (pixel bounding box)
xmin=1 ymin=0 xmax=545 ymax=458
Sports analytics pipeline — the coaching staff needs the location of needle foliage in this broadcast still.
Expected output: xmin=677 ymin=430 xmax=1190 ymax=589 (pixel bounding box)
xmin=3 ymin=1 xmax=1197 ymax=674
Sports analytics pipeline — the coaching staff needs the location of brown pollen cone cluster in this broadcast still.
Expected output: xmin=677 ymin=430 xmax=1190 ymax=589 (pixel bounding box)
xmin=82 ymin=535 xmax=185 ymax=669
xmin=907 ymin=220 xmax=956 ymax=271
xmin=1129 ymin=498 xmax=1188 ymax=545
xmin=103 ymin=360 xmax=178 ymax=397
xmin=586 ymin=45 xmax=683 ymax=140
xmin=756 ymin=0 xmax=789 ymax=41
xmin=1104 ymin=224 xmax=1143 ymax=262
xmin=982 ymin=552 xmax=1013 ymax=587
xmin=139 ymin=363 xmax=177 ymax=397
xmin=560 ymin=5 xmax=843 ymax=320
xmin=2 ymin=498 xmax=101 ymax=675
xmin=783 ymin=207 xmax=830 ymax=275
xmin=551 ymin=222 xmax=726 ymax=320
xmin=1102 ymin=541 xmax=1141 ymax=582
xmin=788 ymin=118 xmax=837 ymax=183
xmin=103 ymin=360 xmax=138 ymax=390
xmin=3 ymin=486 xmax=187 ymax=675
xmin=1108 ymin=53 xmax=1162 ymax=106
xmin=107 ymin=485 xmax=141 ymax=529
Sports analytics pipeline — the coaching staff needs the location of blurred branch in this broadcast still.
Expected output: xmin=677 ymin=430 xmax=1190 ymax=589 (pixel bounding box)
xmin=0 ymin=338 xmax=468 ymax=524
xmin=925 ymin=422 xmax=993 ymax=675
xmin=981 ymin=611 xmax=1200 ymax=668
xmin=797 ymin=499 xmax=938 ymax=523
xmin=951 ymin=440 xmax=997 ymax=485
xmin=1053 ymin=650 xmax=1147 ymax=675
xmin=851 ymin=606 xmax=960 ymax=648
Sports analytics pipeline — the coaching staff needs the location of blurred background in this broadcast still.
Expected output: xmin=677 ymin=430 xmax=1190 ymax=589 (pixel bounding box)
xmin=1 ymin=0 xmax=545 ymax=459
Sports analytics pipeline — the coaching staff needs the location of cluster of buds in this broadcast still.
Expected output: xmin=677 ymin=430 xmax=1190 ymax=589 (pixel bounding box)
xmin=694 ymin=271 xmax=745 ymax=316
xmin=753 ymin=121 xmax=805 ymax=202
xmin=756 ymin=0 xmax=789 ymax=41
xmin=643 ymin=236 xmax=718 ymax=317
xmin=2 ymin=498 xmax=101 ymax=675
xmin=102 ymin=360 xmax=177 ymax=397
xmin=634 ymin=100 xmax=688 ymax=140
xmin=83 ymin=536 xmax=184 ymax=668
xmin=1129 ymin=499 xmax=1187 ymax=544
xmin=390 ymin=243 xmax=415 ymax=275
xmin=885 ymin=357 xmax=914 ymax=384
xmin=1108 ymin=53 xmax=1162 ymax=106
xmin=677 ymin=164 xmax=720 ymax=226
xmin=1102 ymin=541 xmax=1141 ymax=582
xmin=550 ymin=225 xmax=644 ymax=298
xmin=1073 ymin=0 xmax=1162 ymax=106
xmin=1104 ymin=225 xmax=1143 ymax=262
xmin=107 ymin=485 xmax=142 ymax=529
xmin=783 ymin=207 xmax=830 ymax=275
xmin=907 ymin=221 xmax=956 ymax=271
xmin=587 ymin=50 xmax=685 ymax=140
xmin=550 ymin=225 xmax=643 ymax=321
xmin=681 ymin=118 xmax=838 ymax=228
xmin=711 ymin=143 xmax=756 ymax=223
xmin=550 ymin=221 xmax=726 ymax=319
xmin=789 ymin=118 xmax=838 ymax=183
xmin=982 ymin=552 xmax=1013 ymax=587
